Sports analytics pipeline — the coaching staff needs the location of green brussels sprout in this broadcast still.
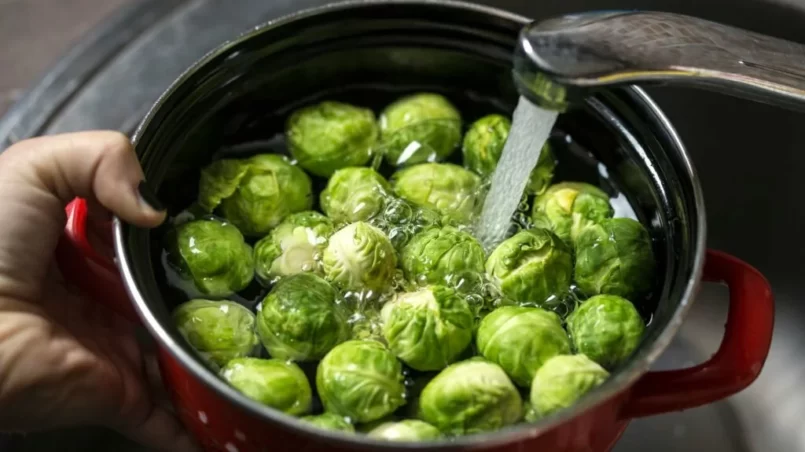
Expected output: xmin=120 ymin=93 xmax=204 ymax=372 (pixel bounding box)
xmin=526 ymin=145 xmax=557 ymax=196
xmin=574 ymin=217 xmax=656 ymax=300
xmin=378 ymin=93 xmax=462 ymax=166
xmin=173 ymin=299 xmax=259 ymax=369
xmin=473 ymin=296 xmax=518 ymax=334
xmin=253 ymin=211 xmax=334 ymax=282
xmin=381 ymin=285 xmax=473 ymax=371
xmin=320 ymin=167 xmax=393 ymax=224
xmin=301 ymin=413 xmax=355 ymax=433
xmin=476 ymin=306 xmax=571 ymax=387
xmin=485 ymin=228 xmax=573 ymax=305
xmin=400 ymin=226 xmax=485 ymax=287
xmin=531 ymin=182 xmax=614 ymax=246
xmin=286 ymin=101 xmax=379 ymax=177
xmin=566 ymin=295 xmax=645 ymax=369
xmin=322 ymin=222 xmax=397 ymax=293
xmin=418 ymin=358 xmax=522 ymax=435
xmin=461 ymin=114 xmax=556 ymax=195
xmin=367 ymin=419 xmax=442 ymax=441
xmin=198 ymin=154 xmax=313 ymax=236
xmin=316 ymin=339 xmax=406 ymax=423
xmin=529 ymin=354 xmax=609 ymax=419
xmin=256 ymin=273 xmax=348 ymax=361
xmin=166 ymin=218 xmax=254 ymax=297
xmin=220 ymin=357 xmax=312 ymax=415
xmin=391 ymin=163 xmax=482 ymax=225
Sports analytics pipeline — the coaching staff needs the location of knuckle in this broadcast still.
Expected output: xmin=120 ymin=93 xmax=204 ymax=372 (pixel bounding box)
xmin=99 ymin=131 xmax=133 ymax=157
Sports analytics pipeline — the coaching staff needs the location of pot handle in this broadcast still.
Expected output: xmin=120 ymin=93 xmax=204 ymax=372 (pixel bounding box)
xmin=54 ymin=197 xmax=140 ymax=322
xmin=622 ymin=249 xmax=774 ymax=418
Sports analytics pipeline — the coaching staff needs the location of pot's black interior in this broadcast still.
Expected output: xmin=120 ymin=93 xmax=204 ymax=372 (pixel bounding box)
xmin=125 ymin=1 xmax=699 ymax=431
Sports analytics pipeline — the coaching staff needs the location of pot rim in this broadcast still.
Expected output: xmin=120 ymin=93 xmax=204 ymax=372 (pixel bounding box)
xmin=115 ymin=0 xmax=708 ymax=448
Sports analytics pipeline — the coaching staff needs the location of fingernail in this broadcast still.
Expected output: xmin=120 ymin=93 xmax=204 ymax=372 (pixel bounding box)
xmin=138 ymin=180 xmax=166 ymax=212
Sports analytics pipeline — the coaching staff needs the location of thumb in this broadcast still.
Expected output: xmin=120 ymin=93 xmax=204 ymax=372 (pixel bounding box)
xmin=0 ymin=131 xmax=166 ymax=301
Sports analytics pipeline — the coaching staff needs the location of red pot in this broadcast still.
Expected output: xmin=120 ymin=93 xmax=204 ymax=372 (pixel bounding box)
xmin=54 ymin=2 xmax=774 ymax=451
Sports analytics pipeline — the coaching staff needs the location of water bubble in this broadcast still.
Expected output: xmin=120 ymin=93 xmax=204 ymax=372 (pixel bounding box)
xmin=388 ymin=228 xmax=409 ymax=250
xmin=534 ymin=287 xmax=583 ymax=319
xmin=384 ymin=199 xmax=414 ymax=224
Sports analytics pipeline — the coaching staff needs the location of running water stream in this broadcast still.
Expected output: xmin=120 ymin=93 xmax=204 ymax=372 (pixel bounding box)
xmin=475 ymin=96 xmax=559 ymax=250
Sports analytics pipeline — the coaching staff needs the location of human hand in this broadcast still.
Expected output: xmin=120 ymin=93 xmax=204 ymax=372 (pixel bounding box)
xmin=0 ymin=131 xmax=198 ymax=451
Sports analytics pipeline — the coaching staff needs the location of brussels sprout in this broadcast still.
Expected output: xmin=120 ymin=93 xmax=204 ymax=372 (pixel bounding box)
xmin=220 ymin=357 xmax=312 ymax=415
xmin=320 ymin=167 xmax=393 ymax=224
xmin=474 ymin=296 xmax=518 ymax=334
xmin=301 ymin=413 xmax=355 ymax=433
xmin=322 ymin=222 xmax=397 ymax=293
xmin=461 ymin=114 xmax=556 ymax=195
xmin=166 ymin=218 xmax=254 ymax=297
xmin=566 ymin=295 xmax=645 ymax=369
xmin=485 ymin=228 xmax=573 ymax=305
xmin=253 ymin=211 xmax=334 ymax=282
xmin=378 ymin=93 xmax=462 ymax=166
xmin=528 ymin=354 xmax=609 ymax=419
xmin=574 ymin=217 xmax=656 ymax=300
xmin=286 ymin=101 xmax=379 ymax=177
xmin=531 ymin=182 xmax=614 ymax=246
xmin=476 ymin=306 xmax=571 ymax=387
xmin=316 ymin=339 xmax=406 ymax=423
xmin=256 ymin=273 xmax=348 ymax=361
xmin=418 ymin=358 xmax=522 ymax=434
xmin=526 ymin=145 xmax=557 ymax=196
xmin=400 ymin=226 xmax=485 ymax=287
xmin=391 ymin=163 xmax=482 ymax=225
xmin=381 ymin=285 xmax=473 ymax=371
xmin=367 ymin=419 xmax=442 ymax=441
xmin=198 ymin=154 xmax=313 ymax=236
xmin=173 ymin=299 xmax=259 ymax=369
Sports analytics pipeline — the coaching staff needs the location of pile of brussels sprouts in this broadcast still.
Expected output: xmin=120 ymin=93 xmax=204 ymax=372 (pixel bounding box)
xmin=165 ymin=92 xmax=657 ymax=441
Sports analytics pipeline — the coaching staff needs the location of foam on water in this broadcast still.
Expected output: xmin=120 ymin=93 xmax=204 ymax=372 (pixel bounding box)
xmin=476 ymin=96 xmax=559 ymax=250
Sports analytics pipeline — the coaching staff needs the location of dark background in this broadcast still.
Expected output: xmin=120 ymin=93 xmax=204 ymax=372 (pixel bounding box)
xmin=0 ymin=0 xmax=803 ymax=450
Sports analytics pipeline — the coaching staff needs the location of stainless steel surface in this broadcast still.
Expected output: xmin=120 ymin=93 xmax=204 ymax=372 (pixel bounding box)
xmin=1 ymin=0 xmax=803 ymax=451
xmin=515 ymin=11 xmax=805 ymax=112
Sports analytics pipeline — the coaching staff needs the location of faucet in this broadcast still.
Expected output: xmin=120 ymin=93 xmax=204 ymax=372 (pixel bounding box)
xmin=513 ymin=11 xmax=805 ymax=112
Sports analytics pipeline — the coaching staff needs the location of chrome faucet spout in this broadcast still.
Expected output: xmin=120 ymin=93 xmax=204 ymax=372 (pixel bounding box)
xmin=514 ymin=11 xmax=805 ymax=112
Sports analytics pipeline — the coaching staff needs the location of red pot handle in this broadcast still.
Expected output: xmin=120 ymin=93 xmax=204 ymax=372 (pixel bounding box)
xmin=54 ymin=197 xmax=140 ymax=323
xmin=622 ymin=249 xmax=774 ymax=418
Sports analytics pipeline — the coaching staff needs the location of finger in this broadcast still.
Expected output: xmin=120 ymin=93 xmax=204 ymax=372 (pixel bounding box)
xmin=0 ymin=131 xmax=166 ymax=301
xmin=5 ymin=131 xmax=166 ymax=227
xmin=116 ymin=404 xmax=200 ymax=452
